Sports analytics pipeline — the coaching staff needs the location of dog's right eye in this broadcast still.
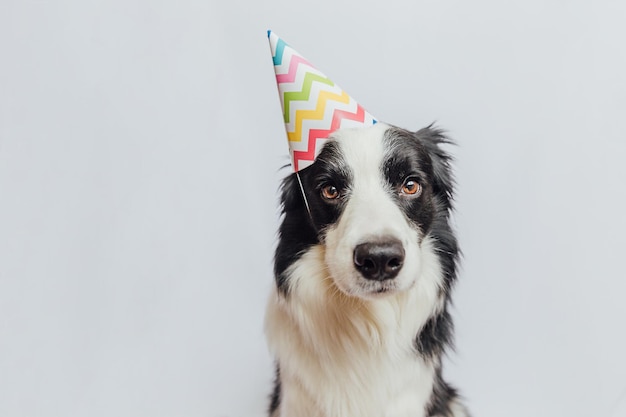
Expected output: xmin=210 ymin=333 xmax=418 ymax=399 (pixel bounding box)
xmin=401 ymin=178 xmax=422 ymax=197
xmin=321 ymin=184 xmax=340 ymax=200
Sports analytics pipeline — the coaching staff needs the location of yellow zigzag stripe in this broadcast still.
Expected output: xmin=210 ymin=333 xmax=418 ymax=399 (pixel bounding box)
xmin=287 ymin=89 xmax=350 ymax=143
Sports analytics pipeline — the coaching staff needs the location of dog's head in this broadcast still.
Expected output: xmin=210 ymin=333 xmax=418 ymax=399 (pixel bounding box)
xmin=275 ymin=123 xmax=456 ymax=300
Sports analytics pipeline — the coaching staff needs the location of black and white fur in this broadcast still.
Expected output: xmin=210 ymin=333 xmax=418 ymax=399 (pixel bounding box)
xmin=265 ymin=123 xmax=469 ymax=417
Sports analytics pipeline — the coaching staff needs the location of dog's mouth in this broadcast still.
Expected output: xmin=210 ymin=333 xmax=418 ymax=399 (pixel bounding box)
xmin=347 ymin=278 xmax=409 ymax=299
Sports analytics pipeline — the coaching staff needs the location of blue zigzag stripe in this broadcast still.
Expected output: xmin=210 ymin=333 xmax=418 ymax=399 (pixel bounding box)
xmin=270 ymin=33 xmax=288 ymax=66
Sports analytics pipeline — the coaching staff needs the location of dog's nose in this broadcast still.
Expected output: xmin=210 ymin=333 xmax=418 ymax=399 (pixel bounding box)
xmin=353 ymin=239 xmax=405 ymax=281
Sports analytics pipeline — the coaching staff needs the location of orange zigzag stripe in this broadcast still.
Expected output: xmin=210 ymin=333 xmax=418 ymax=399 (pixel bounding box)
xmin=287 ymin=89 xmax=350 ymax=143
xmin=292 ymin=104 xmax=367 ymax=171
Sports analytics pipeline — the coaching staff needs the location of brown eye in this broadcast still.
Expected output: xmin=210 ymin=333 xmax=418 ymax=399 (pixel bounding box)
xmin=321 ymin=185 xmax=340 ymax=200
xmin=401 ymin=179 xmax=421 ymax=196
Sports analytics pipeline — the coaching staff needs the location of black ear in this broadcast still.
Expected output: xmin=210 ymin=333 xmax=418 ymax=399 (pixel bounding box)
xmin=415 ymin=125 xmax=455 ymax=212
xmin=279 ymin=172 xmax=305 ymax=212
xmin=274 ymin=171 xmax=318 ymax=296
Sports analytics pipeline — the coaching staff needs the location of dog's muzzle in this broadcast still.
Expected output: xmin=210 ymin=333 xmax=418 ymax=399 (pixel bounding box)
xmin=353 ymin=238 xmax=405 ymax=281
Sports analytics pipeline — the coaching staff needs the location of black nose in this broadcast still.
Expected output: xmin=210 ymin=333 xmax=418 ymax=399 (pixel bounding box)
xmin=353 ymin=239 xmax=405 ymax=281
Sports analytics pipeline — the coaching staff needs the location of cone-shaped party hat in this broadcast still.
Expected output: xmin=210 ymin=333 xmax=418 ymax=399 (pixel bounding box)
xmin=268 ymin=31 xmax=377 ymax=171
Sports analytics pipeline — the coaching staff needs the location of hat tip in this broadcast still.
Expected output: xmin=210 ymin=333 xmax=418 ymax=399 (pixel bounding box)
xmin=267 ymin=29 xmax=272 ymax=38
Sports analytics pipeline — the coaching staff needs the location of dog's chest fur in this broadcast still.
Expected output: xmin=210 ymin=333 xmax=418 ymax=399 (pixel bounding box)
xmin=266 ymin=242 xmax=443 ymax=417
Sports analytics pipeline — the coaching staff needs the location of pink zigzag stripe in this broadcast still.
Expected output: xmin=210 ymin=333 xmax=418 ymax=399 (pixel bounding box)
xmin=276 ymin=55 xmax=314 ymax=84
xmin=293 ymin=104 xmax=367 ymax=171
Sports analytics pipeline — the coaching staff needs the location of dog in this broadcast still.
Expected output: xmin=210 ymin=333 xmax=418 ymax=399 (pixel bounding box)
xmin=265 ymin=122 xmax=469 ymax=417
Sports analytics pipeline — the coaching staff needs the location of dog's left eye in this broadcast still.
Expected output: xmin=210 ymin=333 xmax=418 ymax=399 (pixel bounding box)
xmin=401 ymin=178 xmax=421 ymax=196
xmin=321 ymin=184 xmax=340 ymax=200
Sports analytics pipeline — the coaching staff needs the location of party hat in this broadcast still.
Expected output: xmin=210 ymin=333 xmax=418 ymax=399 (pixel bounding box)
xmin=268 ymin=31 xmax=377 ymax=171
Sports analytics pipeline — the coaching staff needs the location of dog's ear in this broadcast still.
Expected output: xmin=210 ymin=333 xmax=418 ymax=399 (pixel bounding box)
xmin=275 ymin=171 xmax=318 ymax=296
xmin=415 ymin=126 xmax=455 ymax=211
xmin=279 ymin=172 xmax=304 ymax=212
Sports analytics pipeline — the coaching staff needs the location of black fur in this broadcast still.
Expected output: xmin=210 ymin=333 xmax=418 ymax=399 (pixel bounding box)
xmin=269 ymin=365 xmax=281 ymax=414
xmin=382 ymin=127 xmax=444 ymax=237
xmin=415 ymin=308 xmax=455 ymax=360
xmin=273 ymin=173 xmax=317 ymax=296
xmin=427 ymin=366 xmax=466 ymax=417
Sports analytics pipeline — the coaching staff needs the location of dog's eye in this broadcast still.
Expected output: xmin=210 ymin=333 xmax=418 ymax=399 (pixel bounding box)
xmin=321 ymin=184 xmax=340 ymax=200
xmin=401 ymin=178 xmax=421 ymax=196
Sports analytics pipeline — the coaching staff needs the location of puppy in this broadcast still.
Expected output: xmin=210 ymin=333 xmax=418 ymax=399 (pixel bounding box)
xmin=265 ymin=123 xmax=469 ymax=417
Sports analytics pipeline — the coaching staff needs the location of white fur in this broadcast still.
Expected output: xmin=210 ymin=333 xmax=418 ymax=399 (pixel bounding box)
xmin=265 ymin=125 xmax=463 ymax=417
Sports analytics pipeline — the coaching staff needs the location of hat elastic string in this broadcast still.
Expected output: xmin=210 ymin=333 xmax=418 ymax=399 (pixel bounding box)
xmin=296 ymin=171 xmax=316 ymax=228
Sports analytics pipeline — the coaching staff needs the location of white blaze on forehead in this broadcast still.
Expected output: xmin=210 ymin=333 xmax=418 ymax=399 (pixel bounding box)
xmin=331 ymin=123 xmax=390 ymax=182
xmin=331 ymin=123 xmax=407 ymax=239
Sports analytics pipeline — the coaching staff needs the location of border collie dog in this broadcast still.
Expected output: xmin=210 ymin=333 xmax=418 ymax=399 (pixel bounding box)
xmin=265 ymin=123 xmax=469 ymax=417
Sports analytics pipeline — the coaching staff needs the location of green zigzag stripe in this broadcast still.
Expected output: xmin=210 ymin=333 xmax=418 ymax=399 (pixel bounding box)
xmin=282 ymin=72 xmax=334 ymax=123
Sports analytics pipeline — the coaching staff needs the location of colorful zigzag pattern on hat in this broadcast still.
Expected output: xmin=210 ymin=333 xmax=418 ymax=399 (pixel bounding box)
xmin=268 ymin=31 xmax=377 ymax=171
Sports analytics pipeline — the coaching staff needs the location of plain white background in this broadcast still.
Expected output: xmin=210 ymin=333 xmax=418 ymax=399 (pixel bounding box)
xmin=1 ymin=1 xmax=625 ymax=416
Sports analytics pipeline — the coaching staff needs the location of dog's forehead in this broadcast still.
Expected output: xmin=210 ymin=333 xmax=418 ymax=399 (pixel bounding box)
xmin=327 ymin=124 xmax=391 ymax=170
xmin=326 ymin=124 xmax=422 ymax=173
xmin=330 ymin=122 xmax=389 ymax=147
